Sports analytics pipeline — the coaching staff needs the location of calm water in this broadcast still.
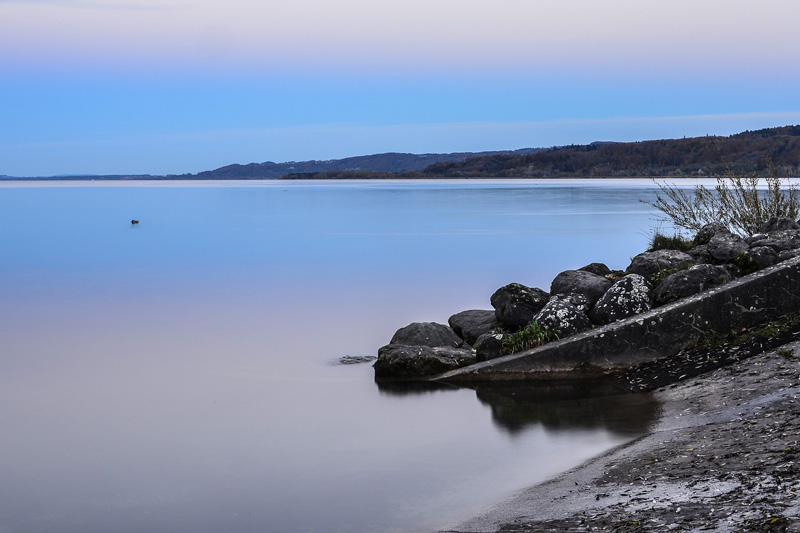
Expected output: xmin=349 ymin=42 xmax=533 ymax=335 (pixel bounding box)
xmin=0 ymin=179 xmax=666 ymax=533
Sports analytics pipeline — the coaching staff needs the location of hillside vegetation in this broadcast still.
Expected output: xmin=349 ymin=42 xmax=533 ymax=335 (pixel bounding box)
xmin=282 ymin=125 xmax=800 ymax=179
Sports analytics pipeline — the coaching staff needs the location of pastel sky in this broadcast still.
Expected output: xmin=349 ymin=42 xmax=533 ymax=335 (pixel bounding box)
xmin=2 ymin=0 xmax=800 ymax=176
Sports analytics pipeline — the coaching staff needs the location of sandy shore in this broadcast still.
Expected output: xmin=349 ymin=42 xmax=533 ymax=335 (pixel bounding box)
xmin=441 ymin=342 xmax=800 ymax=532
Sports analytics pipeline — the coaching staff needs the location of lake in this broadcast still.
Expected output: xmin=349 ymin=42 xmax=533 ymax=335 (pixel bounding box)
xmin=0 ymin=179 xmax=669 ymax=532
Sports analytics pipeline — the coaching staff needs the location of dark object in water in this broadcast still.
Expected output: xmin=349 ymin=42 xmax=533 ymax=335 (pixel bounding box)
xmin=131 ymin=220 xmax=139 ymax=224
xmin=338 ymin=355 xmax=377 ymax=365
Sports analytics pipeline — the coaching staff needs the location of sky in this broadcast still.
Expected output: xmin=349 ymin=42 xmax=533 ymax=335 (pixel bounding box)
xmin=2 ymin=0 xmax=800 ymax=176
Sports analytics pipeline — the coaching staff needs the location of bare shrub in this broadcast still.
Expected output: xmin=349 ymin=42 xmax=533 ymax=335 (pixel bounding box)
xmin=646 ymin=159 xmax=799 ymax=236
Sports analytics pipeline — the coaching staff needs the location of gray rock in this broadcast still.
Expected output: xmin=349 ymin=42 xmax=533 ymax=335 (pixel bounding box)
xmin=626 ymin=249 xmax=696 ymax=285
xmin=338 ymin=355 xmax=377 ymax=365
xmin=693 ymin=222 xmax=731 ymax=246
xmin=755 ymin=229 xmax=800 ymax=253
xmin=747 ymin=233 xmax=769 ymax=246
xmin=589 ymin=274 xmax=653 ymax=325
xmin=758 ymin=216 xmax=800 ymax=233
xmin=778 ymin=249 xmax=800 ymax=262
xmin=654 ymin=264 xmax=733 ymax=305
xmin=474 ymin=332 xmax=506 ymax=362
xmin=374 ymin=344 xmax=476 ymax=378
xmin=448 ymin=310 xmax=497 ymax=346
xmin=722 ymin=263 xmax=742 ymax=279
xmin=550 ymin=270 xmax=613 ymax=307
xmin=549 ymin=292 xmax=592 ymax=314
xmin=707 ymin=232 xmax=748 ymax=263
xmin=532 ymin=299 xmax=592 ymax=337
xmin=578 ymin=262 xmax=612 ymax=277
xmin=687 ymin=244 xmax=712 ymax=264
xmin=390 ymin=322 xmax=463 ymax=348
xmin=742 ymin=246 xmax=778 ymax=271
xmin=490 ymin=283 xmax=550 ymax=331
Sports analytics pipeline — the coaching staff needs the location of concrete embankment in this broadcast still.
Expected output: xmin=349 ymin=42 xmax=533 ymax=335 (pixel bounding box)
xmin=434 ymin=256 xmax=800 ymax=383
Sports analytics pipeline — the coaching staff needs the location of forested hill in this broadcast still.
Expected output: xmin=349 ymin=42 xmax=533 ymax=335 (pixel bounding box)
xmin=182 ymin=148 xmax=542 ymax=179
xmin=282 ymin=125 xmax=800 ymax=179
xmin=420 ymin=126 xmax=800 ymax=178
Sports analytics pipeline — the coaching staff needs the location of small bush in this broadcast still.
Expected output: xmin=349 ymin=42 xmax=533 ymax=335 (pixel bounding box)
xmin=501 ymin=322 xmax=558 ymax=355
xmin=645 ymin=156 xmax=799 ymax=236
xmin=733 ymin=252 xmax=760 ymax=275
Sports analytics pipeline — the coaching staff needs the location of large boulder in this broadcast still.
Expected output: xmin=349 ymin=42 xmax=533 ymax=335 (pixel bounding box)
xmin=626 ymin=249 xmax=695 ymax=285
xmin=758 ymin=216 xmax=800 ymax=233
xmin=490 ymin=283 xmax=550 ymax=330
xmin=778 ymin=249 xmax=800 ymax=262
xmin=390 ymin=322 xmax=463 ymax=348
xmin=754 ymin=229 xmax=800 ymax=253
xmin=687 ymin=244 xmax=712 ymax=264
xmin=654 ymin=264 xmax=733 ymax=305
xmin=448 ymin=310 xmax=497 ymax=346
xmin=693 ymin=222 xmax=731 ymax=246
xmin=589 ymin=274 xmax=653 ymax=325
xmin=474 ymin=332 xmax=506 ymax=362
xmin=374 ymin=344 xmax=476 ymax=378
xmin=548 ymin=292 xmax=592 ymax=314
xmin=578 ymin=262 xmax=612 ymax=277
xmin=707 ymin=232 xmax=748 ymax=263
xmin=739 ymin=246 xmax=778 ymax=271
xmin=531 ymin=299 xmax=592 ymax=337
xmin=550 ymin=270 xmax=613 ymax=308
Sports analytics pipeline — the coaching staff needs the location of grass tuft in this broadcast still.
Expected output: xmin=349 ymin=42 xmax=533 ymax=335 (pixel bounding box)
xmin=647 ymin=231 xmax=694 ymax=252
xmin=501 ymin=322 xmax=559 ymax=355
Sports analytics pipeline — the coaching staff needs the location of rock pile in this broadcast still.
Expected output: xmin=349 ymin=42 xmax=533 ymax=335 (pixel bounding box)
xmin=373 ymin=217 xmax=800 ymax=379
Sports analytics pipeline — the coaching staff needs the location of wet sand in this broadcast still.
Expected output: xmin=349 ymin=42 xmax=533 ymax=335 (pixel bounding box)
xmin=442 ymin=343 xmax=800 ymax=532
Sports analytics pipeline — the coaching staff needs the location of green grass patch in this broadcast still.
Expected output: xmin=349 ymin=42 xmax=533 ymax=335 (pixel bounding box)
xmin=647 ymin=231 xmax=694 ymax=252
xmin=501 ymin=322 xmax=559 ymax=355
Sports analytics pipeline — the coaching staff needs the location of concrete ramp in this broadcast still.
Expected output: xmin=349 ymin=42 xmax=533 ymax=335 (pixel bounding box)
xmin=435 ymin=256 xmax=800 ymax=383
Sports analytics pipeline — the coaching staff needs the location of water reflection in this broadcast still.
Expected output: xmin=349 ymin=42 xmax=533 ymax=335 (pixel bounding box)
xmin=375 ymin=378 xmax=659 ymax=436
xmin=472 ymin=381 xmax=659 ymax=436
xmin=374 ymin=379 xmax=459 ymax=396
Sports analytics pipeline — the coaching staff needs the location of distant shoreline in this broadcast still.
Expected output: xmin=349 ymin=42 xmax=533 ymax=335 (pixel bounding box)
xmin=5 ymin=125 xmax=800 ymax=181
xmin=0 ymin=174 xmax=781 ymax=182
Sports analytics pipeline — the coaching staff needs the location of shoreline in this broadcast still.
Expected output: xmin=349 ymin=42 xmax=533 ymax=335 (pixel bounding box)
xmin=441 ymin=344 xmax=800 ymax=532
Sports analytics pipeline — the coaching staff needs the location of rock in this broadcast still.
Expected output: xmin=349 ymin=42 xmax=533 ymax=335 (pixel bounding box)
xmin=374 ymin=344 xmax=476 ymax=378
xmin=707 ymin=232 xmax=748 ymax=263
xmin=549 ymin=293 xmax=592 ymax=314
xmin=654 ymin=264 xmax=733 ymax=305
xmin=578 ymin=262 xmax=612 ymax=277
xmin=741 ymin=246 xmax=778 ymax=271
xmin=687 ymin=244 xmax=712 ymax=264
xmin=758 ymin=216 xmax=800 ymax=233
xmin=754 ymin=229 xmax=800 ymax=253
xmin=338 ymin=355 xmax=377 ymax=365
xmin=474 ymin=332 xmax=506 ymax=362
xmin=448 ymin=310 xmax=497 ymax=346
xmin=778 ymin=248 xmax=800 ymax=262
xmin=490 ymin=283 xmax=550 ymax=331
xmin=550 ymin=270 xmax=613 ymax=308
xmin=626 ymin=249 xmax=696 ymax=285
xmin=589 ymin=274 xmax=653 ymax=325
xmin=747 ymin=233 xmax=768 ymax=246
xmin=722 ymin=263 xmax=742 ymax=279
xmin=693 ymin=222 xmax=731 ymax=246
xmin=390 ymin=322 xmax=463 ymax=348
xmin=532 ymin=299 xmax=592 ymax=337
